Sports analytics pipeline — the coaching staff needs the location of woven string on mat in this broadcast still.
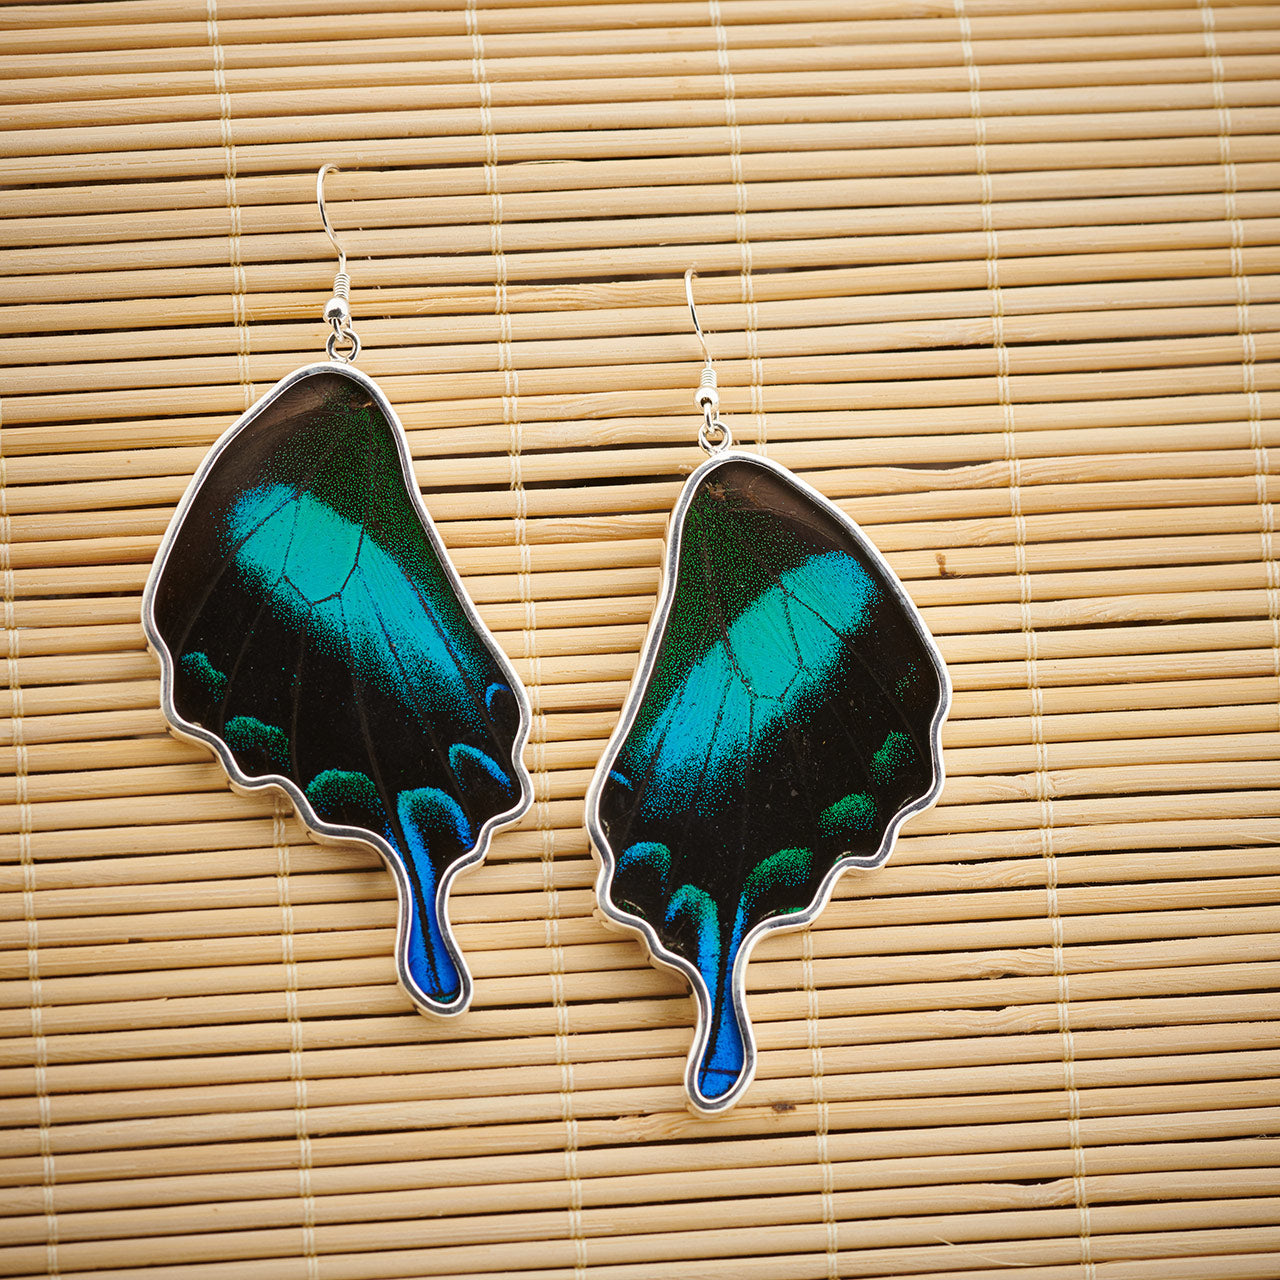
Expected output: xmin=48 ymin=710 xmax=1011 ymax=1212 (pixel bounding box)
xmin=1 ymin=3 xmax=1280 ymax=1278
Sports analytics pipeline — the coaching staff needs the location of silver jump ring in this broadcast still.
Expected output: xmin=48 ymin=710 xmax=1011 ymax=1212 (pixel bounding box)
xmin=326 ymin=325 xmax=361 ymax=363
xmin=698 ymin=413 xmax=732 ymax=455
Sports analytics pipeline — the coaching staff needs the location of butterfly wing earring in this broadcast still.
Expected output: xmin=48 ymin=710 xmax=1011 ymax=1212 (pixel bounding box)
xmin=143 ymin=166 xmax=533 ymax=1015
xmin=586 ymin=270 xmax=951 ymax=1113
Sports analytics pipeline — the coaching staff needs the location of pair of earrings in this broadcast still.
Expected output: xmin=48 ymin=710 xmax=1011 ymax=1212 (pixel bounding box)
xmin=144 ymin=169 xmax=950 ymax=1114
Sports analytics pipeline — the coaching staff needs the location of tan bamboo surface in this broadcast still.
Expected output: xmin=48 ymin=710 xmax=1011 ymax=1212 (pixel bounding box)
xmin=2 ymin=0 xmax=1280 ymax=1276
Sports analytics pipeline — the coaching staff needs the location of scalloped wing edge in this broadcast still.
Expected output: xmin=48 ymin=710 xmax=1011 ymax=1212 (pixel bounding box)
xmin=585 ymin=450 xmax=951 ymax=1115
xmin=142 ymin=361 xmax=535 ymax=1018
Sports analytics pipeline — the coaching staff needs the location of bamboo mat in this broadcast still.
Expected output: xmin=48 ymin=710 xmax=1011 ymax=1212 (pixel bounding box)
xmin=2 ymin=0 xmax=1280 ymax=1276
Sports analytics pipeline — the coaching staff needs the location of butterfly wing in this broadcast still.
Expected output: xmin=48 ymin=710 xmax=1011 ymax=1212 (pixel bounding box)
xmin=590 ymin=454 xmax=948 ymax=1111
xmin=145 ymin=364 xmax=532 ymax=1014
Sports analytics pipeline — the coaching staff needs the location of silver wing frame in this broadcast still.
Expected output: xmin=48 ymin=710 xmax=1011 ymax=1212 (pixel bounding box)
xmin=142 ymin=360 xmax=534 ymax=1018
xmin=585 ymin=449 xmax=951 ymax=1115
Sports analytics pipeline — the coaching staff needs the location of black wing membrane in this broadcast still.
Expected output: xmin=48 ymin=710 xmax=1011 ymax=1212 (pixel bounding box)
xmin=147 ymin=366 xmax=530 ymax=1013
xmin=594 ymin=455 xmax=947 ymax=1109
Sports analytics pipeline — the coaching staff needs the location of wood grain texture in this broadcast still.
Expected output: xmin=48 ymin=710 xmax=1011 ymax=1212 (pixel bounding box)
xmin=1 ymin=0 xmax=1279 ymax=1276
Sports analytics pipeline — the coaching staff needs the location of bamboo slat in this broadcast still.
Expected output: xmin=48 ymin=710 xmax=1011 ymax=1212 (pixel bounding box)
xmin=3 ymin=0 xmax=1280 ymax=1277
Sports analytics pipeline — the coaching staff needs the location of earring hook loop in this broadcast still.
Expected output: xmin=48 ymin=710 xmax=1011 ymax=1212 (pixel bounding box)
xmin=685 ymin=265 xmax=712 ymax=367
xmin=317 ymin=163 xmax=347 ymax=276
xmin=317 ymin=164 xmax=360 ymax=363
xmin=684 ymin=267 xmax=732 ymax=455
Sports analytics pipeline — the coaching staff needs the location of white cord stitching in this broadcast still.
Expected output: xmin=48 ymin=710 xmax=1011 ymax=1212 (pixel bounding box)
xmin=467 ymin=5 xmax=583 ymax=1271
xmin=1199 ymin=1 xmax=1275 ymax=714
xmin=3 ymin=379 xmax=57 ymax=1275
xmin=709 ymin=0 xmax=765 ymax=453
xmin=956 ymin=5 xmax=1092 ymax=1275
xmin=206 ymin=0 xmax=253 ymax=408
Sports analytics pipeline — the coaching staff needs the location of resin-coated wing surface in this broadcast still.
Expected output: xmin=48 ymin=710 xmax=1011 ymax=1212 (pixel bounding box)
xmin=589 ymin=453 xmax=948 ymax=1112
xmin=144 ymin=364 xmax=531 ymax=1015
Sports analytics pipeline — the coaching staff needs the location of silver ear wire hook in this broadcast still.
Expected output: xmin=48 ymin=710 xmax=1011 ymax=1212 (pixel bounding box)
xmin=685 ymin=265 xmax=712 ymax=367
xmin=318 ymin=164 xmax=361 ymax=364
xmin=684 ymin=267 xmax=732 ymax=455
xmin=317 ymin=163 xmax=347 ymax=276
